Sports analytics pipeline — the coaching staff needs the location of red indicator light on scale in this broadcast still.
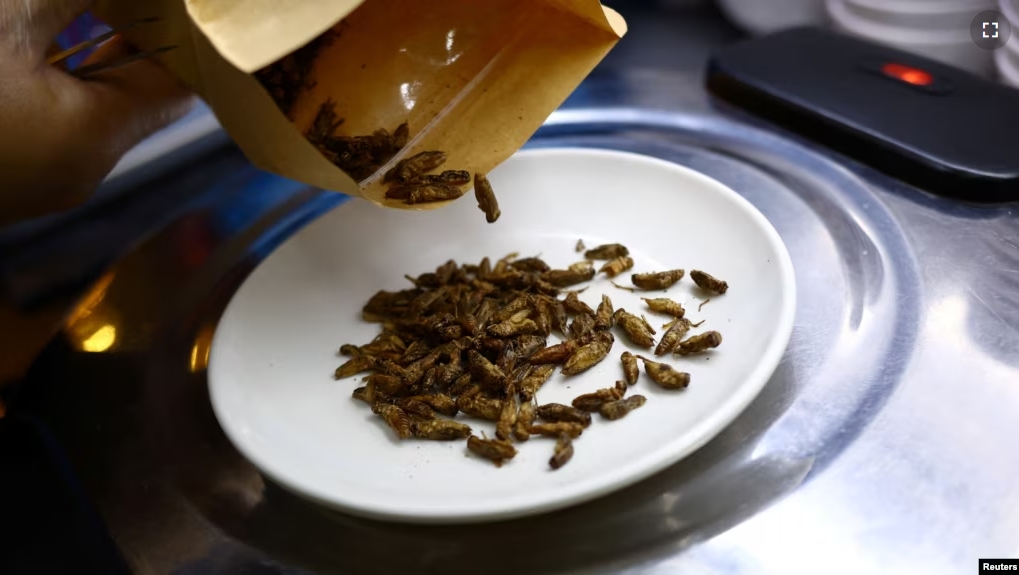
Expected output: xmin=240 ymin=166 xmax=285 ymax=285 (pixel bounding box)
xmin=881 ymin=62 xmax=933 ymax=86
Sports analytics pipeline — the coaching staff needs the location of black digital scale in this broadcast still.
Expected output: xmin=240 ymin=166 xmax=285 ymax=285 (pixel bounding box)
xmin=707 ymin=27 xmax=1019 ymax=203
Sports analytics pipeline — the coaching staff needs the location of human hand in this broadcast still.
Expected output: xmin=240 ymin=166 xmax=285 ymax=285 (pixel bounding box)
xmin=0 ymin=0 xmax=193 ymax=226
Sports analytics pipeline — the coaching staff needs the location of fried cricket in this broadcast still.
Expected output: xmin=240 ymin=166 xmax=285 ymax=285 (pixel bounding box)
xmin=572 ymin=381 xmax=627 ymax=412
xmin=569 ymin=312 xmax=596 ymax=340
xmin=467 ymin=435 xmax=517 ymax=467
xmin=600 ymin=395 xmax=646 ymax=420
xmin=613 ymin=308 xmax=656 ymax=348
xmin=599 ymin=256 xmax=634 ymax=278
xmin=637 ymin=356 xmax=691 ymax=389
xmin=561 ymin=332 xmax=614 ymax=375
xmin=334 ymin=356 xmax=373 ymax=379
xmin=584 ymin=243 xmax=629 ymax=260
xmin=562 ymin=291 xmax=595 ymax=316
xmin=631 ymin=269 xmax=685 ymax=290
xmin=457 ymin=395 xmax=504 ymax=421
xmin=675 ymin=331 xmax=723 ymax=355
xmin=642 ymin=297 xmax=685 ymax=318
xmin=514 ymin=401 xmax=536 ymax=441
xmin=621 ymin=351 xmax=639 ymax=385
xmin=529 ymin=422 xmax=585 ymax=438
xmin=510 ymin=257 xmax=551 ymax=273
xmin=519 ymin=364 xmax=556 ymax=401
xmin=371 ymin=403 xmax=412 ymax=439
xmin=405 ymin=184 xmax=467 ymax=205
xmin=655 ymin=318 xmax=693 ymax=356
xmin=474 ymin=173 xmax=501 ymax=223
xmin=339 ymin=242 xmax=737 ymax=471
xmin=496 ymin=386 xmax=518 ymax=440
xmin=407 ymin=394 xmax=458 ymax=417
xmin=543 ymin=267 xmax=596 ymax=287
xmin=385 ymin=151 xmax=447 ymax=182
xmin=549 ymin=433 xmax=575 ymax=470
xmin=595 ymin=294 xmax=614 ymax=330
xmin=529 ymin=340 xmax=580 ymax=365
xmin=690 ymin=270 xmax=728 ymax=294
xmin=303 ymin=98 xmax=408 ymax=181
xmin=412 ymin=419 xmax=472 ymax=440
xmin=536 ymin=403 xmax=592 ymax=427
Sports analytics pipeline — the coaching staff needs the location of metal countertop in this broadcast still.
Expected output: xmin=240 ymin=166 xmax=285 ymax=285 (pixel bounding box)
xmin=9 ymin=3 xmax=1019 ymax=574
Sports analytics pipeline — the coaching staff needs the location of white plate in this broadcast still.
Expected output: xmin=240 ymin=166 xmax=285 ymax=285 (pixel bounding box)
xmin=208 ymin=148 xmax=796 ymax=524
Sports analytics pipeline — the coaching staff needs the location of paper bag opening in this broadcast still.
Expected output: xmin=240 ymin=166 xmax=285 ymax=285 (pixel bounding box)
xmin=94 ymin=0 xmax=626 ymax=212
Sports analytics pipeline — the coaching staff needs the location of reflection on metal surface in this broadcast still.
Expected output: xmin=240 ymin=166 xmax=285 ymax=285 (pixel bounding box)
xmin=80 ymin=325 xmax=117 ymax=353
xmin=65 ymin=271 xmax=114 ymax=324
xmin=66 ymin=272 xmax=120 ymax=353
xmin=968 ymin=224 xmax=1019 ymax=364
xmin=723 ymin=495 xmax=879 ymax=575
xmin=190 ymin=324 xmax=215 ymax=373
xmin=929 ymin=294 xmax=967 ymax=336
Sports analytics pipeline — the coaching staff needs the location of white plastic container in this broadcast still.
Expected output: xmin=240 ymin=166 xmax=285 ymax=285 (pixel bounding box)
xmin=999 ymin=0 xmax=1019 ymax=34
xmin=828 ymin=0 xmax=995 ymax=76
xmin=843 ymin=0 xmax=993 ymax=30
xmin=716 ymin=0 xmax=827 ymax=35
xmin=995 ymin=0 xmax=1019 ymax=86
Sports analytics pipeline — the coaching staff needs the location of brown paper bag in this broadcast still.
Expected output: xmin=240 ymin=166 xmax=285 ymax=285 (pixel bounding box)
xmin=92 ymin=0 xmax=626 ymax=209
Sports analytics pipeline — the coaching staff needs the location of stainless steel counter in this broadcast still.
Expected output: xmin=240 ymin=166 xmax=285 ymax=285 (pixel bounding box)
xmin=10 ymin=3 xmax=1019 ymax=574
